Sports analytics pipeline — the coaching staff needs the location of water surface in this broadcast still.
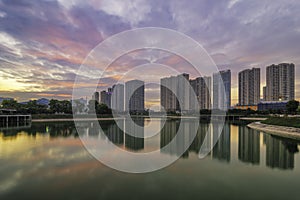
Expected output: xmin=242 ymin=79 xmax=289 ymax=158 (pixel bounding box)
xmin=0 ymin=119 xmax=299 ymax=200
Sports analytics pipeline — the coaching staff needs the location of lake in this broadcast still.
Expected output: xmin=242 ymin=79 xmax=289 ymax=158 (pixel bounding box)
xmin=1 ymin=118 xmax=300 ymax=200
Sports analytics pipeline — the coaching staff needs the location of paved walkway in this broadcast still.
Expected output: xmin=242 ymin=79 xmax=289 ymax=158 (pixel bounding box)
xmin=248 ymin=122 xmax=300 ymax=140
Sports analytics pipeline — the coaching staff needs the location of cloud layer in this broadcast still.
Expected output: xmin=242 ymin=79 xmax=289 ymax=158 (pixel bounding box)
xmin=0 ymin=0 xmax=299 ymax=105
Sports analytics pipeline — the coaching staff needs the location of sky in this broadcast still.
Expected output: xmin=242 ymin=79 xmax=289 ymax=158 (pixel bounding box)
xmin=0 ymin=0 xmax=299 ymax=107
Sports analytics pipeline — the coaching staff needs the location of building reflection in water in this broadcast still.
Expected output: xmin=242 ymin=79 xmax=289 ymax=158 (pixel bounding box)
xmin=4 ymin=119 xmax=300 ymax=171
xmin=84 ymin=119 xmax=144 ymax=151
xmin=104 ymin=120 xmax=124 ymax=146
xmin=160 ymin=119 xmax=231 ymax=162
xmin=212 ymin=123 xmax=231 ymax=162
xmin=160 ymin=119 xmax=201 ymax=158
xmin=265 ymin=134 xmax=299 ymax=170
xmin=124 ymin=118 xmax=144 ymax=151
xmin=238 ymin=126 xmax=260 ymax=165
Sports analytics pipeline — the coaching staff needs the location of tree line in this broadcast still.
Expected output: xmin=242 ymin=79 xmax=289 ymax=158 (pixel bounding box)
xmin=0 ymin=99 xmax=299 ymax=115
xmin=0 ymin=99 xmax=113 ymax=115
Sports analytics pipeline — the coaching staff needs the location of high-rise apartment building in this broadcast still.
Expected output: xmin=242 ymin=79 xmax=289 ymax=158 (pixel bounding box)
xmin=160 ymin=73 xmax=191 ymax=112
xmin=160 ymin=76 xmax=178 ymax=112
xmin=100 ymin=89 xmax=112 ymax=108
xmin=263 ymin=86 xmax=267 ymax=101
xmin=213 ymin=70 xmax=231 ymax=110
xmin=189 ymin=76 xmax=211 ymax=110
xmin=111 ymin=84 xmax=124 ymax=112
xmin=265 ymin=63 xmax=295 ymax=101
xmin=161 ymin=74 xmax=212 ymax=112
xmin=238 ymin=68 xmax=260 ymax=106
xmin=92 ymin=91 xmax=99 ymax=103
xmin=125 ymin=80 xmax=145 ymax=112
xmin=176 ymin=73 xmax=190 ymax=111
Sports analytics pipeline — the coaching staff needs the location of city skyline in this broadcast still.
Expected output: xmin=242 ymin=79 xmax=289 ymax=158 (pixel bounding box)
xmin=1 ymin=63 xmax=296 ymax=110
xmin=94 ymin=63 xmax=295 ymax=111
xmin=0 ymin=1 xmax=300 ymax=105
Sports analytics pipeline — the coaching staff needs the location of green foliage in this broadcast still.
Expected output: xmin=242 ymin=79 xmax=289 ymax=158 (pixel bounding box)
xmin=97 ymin=103 xmax=112 ymax=114
xmin=286 ymin=100 xmax=300 ymax=114
xmin=49 ymin=99 xmax=72 ymax=114
xmin=72 ymin=100 xmax=85 ymax=113
xmin=88 ymin=100 xmax=112 ymax=115
xmin=262 ymin=117 xmax=300 ymax=128
xmin=1 ymin=99 xmax=48 ymax=114
xmin=1 ymin=99 xmax=19 ymax=109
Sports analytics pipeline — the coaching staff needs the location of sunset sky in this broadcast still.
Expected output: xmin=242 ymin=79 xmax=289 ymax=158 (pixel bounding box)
xmin=0 ymin=0 xmax=299 ymax=106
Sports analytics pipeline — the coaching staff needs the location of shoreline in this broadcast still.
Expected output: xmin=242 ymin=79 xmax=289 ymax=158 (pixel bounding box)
xmin=31 ymin=116 xmax=200 ymax=122
xmin=32 ymin=118 xmax=122 ymax=122
xmin=247 ymin=122 xmax=300 ymax=140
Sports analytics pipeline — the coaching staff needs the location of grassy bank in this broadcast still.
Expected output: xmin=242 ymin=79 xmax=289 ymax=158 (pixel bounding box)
xmin=262 ymin=117 xmax=300 ymax=128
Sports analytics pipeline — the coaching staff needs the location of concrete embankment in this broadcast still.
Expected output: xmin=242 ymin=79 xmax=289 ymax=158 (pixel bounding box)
xmin=248 ymin=122 xmax=300 ymax=140
xmin=240 ymin=117 xmax=267 ymax=121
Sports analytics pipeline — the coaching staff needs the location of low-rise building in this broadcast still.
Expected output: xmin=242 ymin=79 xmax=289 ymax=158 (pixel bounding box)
xmin=257 ymin=101 xmax=288 ymax=111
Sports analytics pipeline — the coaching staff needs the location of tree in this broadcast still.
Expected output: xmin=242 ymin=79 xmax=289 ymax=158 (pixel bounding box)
xmin=1 ymin=99 xmax=19 ymax=109
xmin=49 ymin=99 xmax=60 ymax=114
xmin=73 ymin=100 xmax=85 ymax=114
xmin=26 ymin=100 xmax=48 ymax=114
xmin=87 ymin=100 xmax=111 ymax=115
xmin=49 ymin=99 xmax=72 ymax=114
xmin=88 ymin=100 xmax=99 ymax=114
xmin=286 ymin=100 xmax=300 ymax=114
xmin=97 ymin=103 xmax=112 ymax=114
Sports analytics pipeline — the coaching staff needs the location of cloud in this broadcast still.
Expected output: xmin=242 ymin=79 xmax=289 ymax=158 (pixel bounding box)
xmin=100 ymin=0 xmax=151 ymax=26
xmin=0 ymin=0 xmax=300 ymax=103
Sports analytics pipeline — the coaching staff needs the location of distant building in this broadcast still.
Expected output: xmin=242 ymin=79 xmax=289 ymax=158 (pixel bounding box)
xmin=125 ymin=80 xmax=145 ymax=112
xmin=263 ymin=86 xmax=267 ymax=101
xmin=100 ymin=90 xmax=112 ymax=108
xmin=257 ymin=101 xmax=288 ymax=111
xmin=111 ymin=84 xmax=124 ymax=112
xmin=161 ymin=76 xmax=178 ymax=112
xmin=100 ymin=91 xmax=107 ymax=104
xmin=234 ymin=105 xmax=258 ymax=111
xmin=265 ymin=63 xmax=295 ymax=101
xmin=92 ymin=91 xmax=99 ymax=103
xmin=190 ymin=76 xmax=211 ymax=110
xmin=238 ymin=68 xmax=260 ymax=106
xmin=161 ymin=73 xmax=197 ymax=112
xmin=213 ymin=70 xmax=231 ymax=110
xmin=176 ymin=73 xmax=190 ymax=112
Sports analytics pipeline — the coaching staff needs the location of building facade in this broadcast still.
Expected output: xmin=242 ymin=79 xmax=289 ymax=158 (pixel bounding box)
xmin=160 ymin=76 xmax=178 ymax=112
xmin=265 ymin=63 xmax=295 ymax=101
xmin=190 ymin=76 xmax=211 ymax=110
xmin=111 ymin=84 xmax=125 ymax=112
xmin=100 ymin=89 xmax=112 ymax=108
xmin=92 ymin=91 xmax=99 ymax=103
xmin=257 ymin=101 xmax=288 ymax=112
xmin=161 ymin=74 xmax=212 ymax=112
xmin=238 ymin=68 xmax=260 ymax=106
xmin=160 ymin=74 xmax=190 ymax=112
xmin=125 ymin=80 xmax=145 ymax=112
xmin=213 ymin=70 xmax=231 ymax=110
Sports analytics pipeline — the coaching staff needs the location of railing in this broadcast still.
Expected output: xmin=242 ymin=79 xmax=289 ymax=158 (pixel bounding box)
xmin=0 ymin=115 xmax=32 ymax=130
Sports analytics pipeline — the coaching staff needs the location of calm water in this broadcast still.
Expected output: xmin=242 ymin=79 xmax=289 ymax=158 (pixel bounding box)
xmin=1 ymin=118 xmax=300 ymax=200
